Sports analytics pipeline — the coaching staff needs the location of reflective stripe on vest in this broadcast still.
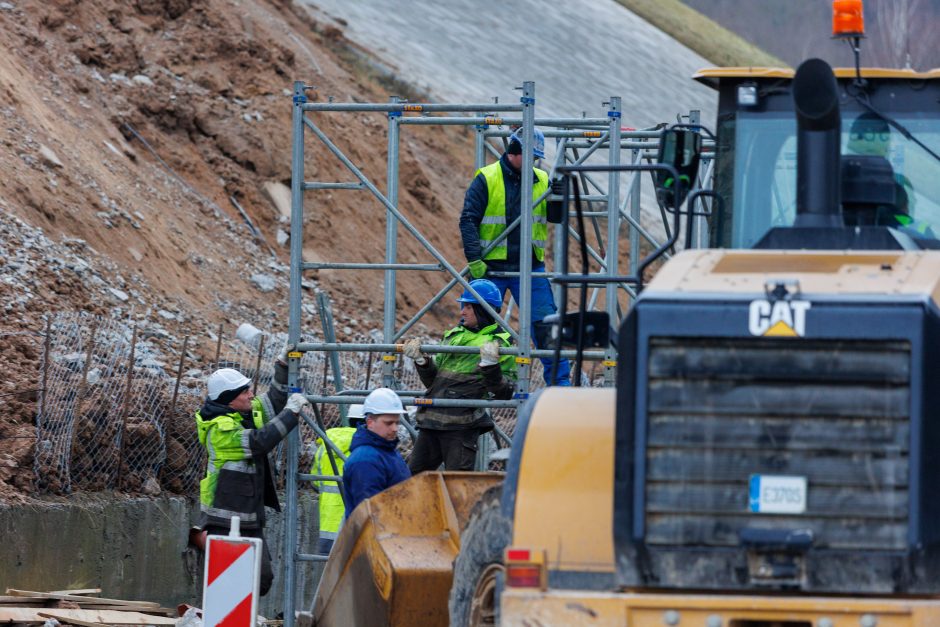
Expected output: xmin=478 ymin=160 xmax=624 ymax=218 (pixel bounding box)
xmin=475 ymin=162 xmax=549 ymax=261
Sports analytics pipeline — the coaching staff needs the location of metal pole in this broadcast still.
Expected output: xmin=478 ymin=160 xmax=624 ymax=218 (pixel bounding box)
xmin=252 ymin=334 xmax=266 ymax=396
xmin=39 ymin=315 xmax=51 ymax=425
xmin=551 ymin=138 xmax=568 ymax=310
xmin=516 ymin=81 xmax=535 ymax=395
xmin=283 ymin=79 xmax=307 ymax=627
xmin=604 ymin=97 xmax=622 ymax=386
xmin=302 ymin=102 xmax=522 ymax=113
xmin=169 ymin=335 xmax=190 ymax=419
xmin=317 ymin=291 xmax=348 ymax=425
xmin=116 ymin=324 xmax=137 ymax=490
xmin=474 ymin=120 xmax=487 ymax=170
xmin=213 ymin=323 xmax=223 ymax=367
xmin=295 ymin=341 xmax=605 ymax=360
xmin=384 ymin=97 xmax=401 ymax=388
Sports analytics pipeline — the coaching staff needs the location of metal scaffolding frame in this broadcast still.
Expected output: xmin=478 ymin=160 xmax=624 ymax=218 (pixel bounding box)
xmin=280 ymin=80 xmax=713 ymax=624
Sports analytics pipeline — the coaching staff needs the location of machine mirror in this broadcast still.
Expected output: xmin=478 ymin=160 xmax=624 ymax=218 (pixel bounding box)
xmin=547 ymin=311 xmax=611 ymax=349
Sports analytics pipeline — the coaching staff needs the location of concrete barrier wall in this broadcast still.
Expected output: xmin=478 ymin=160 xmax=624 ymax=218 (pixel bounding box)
xmin=0 ymin=492 xmax=321 ymax=618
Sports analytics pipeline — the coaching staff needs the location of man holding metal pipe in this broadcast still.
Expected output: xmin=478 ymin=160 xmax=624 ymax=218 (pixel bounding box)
xmin=459 ymin=127 xmax=571 ymax=385
xmin=194 ymin=352 xmax=308 ymax=596
xmin=403 ymin=279 xmax=517 ymax=473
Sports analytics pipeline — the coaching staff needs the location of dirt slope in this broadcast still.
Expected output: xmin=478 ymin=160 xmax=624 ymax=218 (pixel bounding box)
xmin=0 ymin=0 xmax=473 ymax=496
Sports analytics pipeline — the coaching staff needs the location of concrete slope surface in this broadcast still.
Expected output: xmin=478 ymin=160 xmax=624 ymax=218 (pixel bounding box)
xmin=305 ymin=0 xmax=716 ymax=129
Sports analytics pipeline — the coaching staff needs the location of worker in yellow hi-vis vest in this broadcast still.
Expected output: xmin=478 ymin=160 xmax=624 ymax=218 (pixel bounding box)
xmin=311 ymin=404 xmax=364 ymax=554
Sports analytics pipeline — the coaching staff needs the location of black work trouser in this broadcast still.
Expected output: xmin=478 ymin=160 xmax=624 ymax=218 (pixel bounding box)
xmin=408 ymin=428 xmax=481 ymax=474
xmin=204 ymin=524 xmax=274 ymax=596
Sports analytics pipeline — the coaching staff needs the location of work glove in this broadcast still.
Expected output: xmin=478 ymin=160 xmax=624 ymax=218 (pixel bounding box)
xmin=479 ymin=340 xmax=501 ymax=367
xmin=402 ymin=338 xmax=428 ymax=366
xmin=285 ymin=393 xmax=309 ymax=414
xmin=277 ymin=339 xmax=292 ymax=365
xmin=468 ymin=259 xmax=487 ymax=279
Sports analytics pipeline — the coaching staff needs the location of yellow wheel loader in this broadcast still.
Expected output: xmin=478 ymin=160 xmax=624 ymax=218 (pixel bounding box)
xmin=308 ymin=5 xmax=940 ymax=625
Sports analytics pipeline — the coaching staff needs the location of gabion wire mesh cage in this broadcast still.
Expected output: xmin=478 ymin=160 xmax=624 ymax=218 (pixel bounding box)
xmin=31 ymin=310 xmax=548 ymax=497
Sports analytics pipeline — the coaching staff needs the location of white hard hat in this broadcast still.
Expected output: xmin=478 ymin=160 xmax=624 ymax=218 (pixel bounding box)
xmin=362 ymin=388 xmax=407 ymax=417
xmin=207 ymin=368 xmax=252 ymax=401
xmin=347 ymin=404 xmax=365 ymax=420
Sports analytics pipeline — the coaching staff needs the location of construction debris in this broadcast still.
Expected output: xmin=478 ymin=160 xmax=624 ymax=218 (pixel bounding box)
xmin=0 ymin=589 xmax=176 ymax=625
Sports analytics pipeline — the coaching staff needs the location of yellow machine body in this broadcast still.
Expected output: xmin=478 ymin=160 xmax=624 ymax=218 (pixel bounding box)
xmin=310 ymin=471 xmax=501 ymax=627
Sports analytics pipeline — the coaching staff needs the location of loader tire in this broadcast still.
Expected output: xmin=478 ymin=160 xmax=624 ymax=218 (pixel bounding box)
xmin=449 ymin=485 xmax=511 ymax=627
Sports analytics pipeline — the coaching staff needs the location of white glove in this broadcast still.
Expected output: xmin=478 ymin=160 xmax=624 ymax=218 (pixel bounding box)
xmin=285 ymin=393 xmax=309 ymax=414
xmin=403 ymin=338 xmax=428 ymax=365
xmin=277 ymin=339 xmax=292 ymax=365
xmin=479 ymin=341 xmax=501 ymax=367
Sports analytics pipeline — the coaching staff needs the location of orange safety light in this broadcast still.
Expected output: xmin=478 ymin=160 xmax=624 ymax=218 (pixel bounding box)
xmin=832 ymin=0 xmax=865 ymax=38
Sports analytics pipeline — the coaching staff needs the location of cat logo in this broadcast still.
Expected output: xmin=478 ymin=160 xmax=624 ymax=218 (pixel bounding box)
xmin=748 ymin=299 xmax=812 ymax=337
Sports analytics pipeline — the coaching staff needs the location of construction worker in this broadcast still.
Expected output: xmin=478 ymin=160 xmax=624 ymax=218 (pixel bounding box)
xmin=459 ymin=127 xmax=571 ymax=386
xmin=343 ymin=388 xmax=411 ymax=518
xmin=403 ymin=278 xmax=517 ymax=473
xmin=194 ymin=359 xmax=309 ymax=596
xmin=311 ymin=404 xmax=364 ymax=555
xmin=846 ymin=113 xmax=933 ymax=236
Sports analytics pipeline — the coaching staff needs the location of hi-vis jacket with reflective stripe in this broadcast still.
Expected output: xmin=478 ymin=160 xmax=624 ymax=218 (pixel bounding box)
xmin=195 ymin=363 xmax=294 ymax=530
xmin=414 ymin=322 xmax=517 ymax=430
xmin=311 ymin=426 xmax=356 ymax=540
xmin=475 ymin=160 xmax=549 ymax=262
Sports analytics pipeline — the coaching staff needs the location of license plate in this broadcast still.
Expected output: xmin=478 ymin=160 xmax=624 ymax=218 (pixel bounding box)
xmin=749 ymin=474 xmax=807 ymax=514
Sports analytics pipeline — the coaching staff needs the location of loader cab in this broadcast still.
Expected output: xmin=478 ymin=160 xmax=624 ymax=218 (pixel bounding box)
xmin=696 ymin=68 xmax=940 ymax=249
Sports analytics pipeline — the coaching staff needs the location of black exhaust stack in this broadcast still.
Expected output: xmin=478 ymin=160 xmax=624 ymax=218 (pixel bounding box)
xmin=792 ymin=58 xmax=842 ymax=227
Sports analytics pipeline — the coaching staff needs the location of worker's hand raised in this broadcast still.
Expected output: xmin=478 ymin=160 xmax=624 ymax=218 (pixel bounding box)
xmin=479 ymin=340 xmax=501 ymax=367
xmin=285 ymin=393 xmax=309 ymax=414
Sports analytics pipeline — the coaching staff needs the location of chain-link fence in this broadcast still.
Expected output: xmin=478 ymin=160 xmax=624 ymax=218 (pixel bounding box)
xmin=29 ymin=309 xmax=545 ymax=497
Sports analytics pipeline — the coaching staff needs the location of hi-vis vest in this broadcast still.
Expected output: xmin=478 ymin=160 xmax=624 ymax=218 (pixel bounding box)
xmin=476 ymin=161 xmax=549 ymax=262
xmin=312 ymin=427 xmax=356 ymax=540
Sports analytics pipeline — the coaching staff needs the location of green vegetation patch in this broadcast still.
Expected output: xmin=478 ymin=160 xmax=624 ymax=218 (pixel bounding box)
xmin=614 ymin=0 xmax=787 ymax=68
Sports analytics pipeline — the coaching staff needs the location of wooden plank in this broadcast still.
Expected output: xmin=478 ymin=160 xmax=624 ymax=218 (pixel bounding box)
xmin=77 ymin=604 xmax=176 ymax=615
xmin=0 ymin=595 xmax=45 ymax=603
xmin=38 ymin=612 xmax=107 ymax=627
xmin=0 ymin=608 xmax=176 ymax=625
xmin=46 ymin=589 xmax=102 ymax=596
xmin=5 ymin=590 xmax=159 ymax=608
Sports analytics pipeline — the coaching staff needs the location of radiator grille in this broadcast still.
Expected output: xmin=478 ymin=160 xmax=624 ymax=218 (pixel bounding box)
xmin=644 ymin=338 xmax=911 ymax=550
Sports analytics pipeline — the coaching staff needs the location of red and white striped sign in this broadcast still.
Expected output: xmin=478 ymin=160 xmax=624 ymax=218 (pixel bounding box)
xmin=202 ymin=531 xmax=261 ymax=627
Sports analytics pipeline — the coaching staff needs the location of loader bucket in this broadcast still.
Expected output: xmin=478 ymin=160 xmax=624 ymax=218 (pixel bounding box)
xmin=310 ymin=471 xmax=502 ymax=627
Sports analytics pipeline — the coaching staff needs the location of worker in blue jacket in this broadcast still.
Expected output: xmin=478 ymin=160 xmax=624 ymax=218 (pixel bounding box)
xmin=343 ymin=388 xmax=411 ymax=518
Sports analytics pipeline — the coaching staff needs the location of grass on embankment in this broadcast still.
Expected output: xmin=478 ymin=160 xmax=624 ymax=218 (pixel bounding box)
xmin=613 ymin=0 xmax=788 ymax=68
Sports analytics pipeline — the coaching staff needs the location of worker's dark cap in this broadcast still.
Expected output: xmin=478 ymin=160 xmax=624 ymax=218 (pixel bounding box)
xmin=216 ymin=384 xmax=250 ymax=405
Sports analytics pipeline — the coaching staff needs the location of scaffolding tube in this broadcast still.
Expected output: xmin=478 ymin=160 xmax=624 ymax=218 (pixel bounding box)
xmin=294 ymin=341 xmax=605 ymax=360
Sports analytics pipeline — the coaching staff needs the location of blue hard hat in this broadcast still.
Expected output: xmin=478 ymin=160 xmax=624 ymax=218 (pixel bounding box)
xmin=509 ymin=127 xmax=545 ymax=160
xmin=457 ymin=279 xmax=503 ymax=312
